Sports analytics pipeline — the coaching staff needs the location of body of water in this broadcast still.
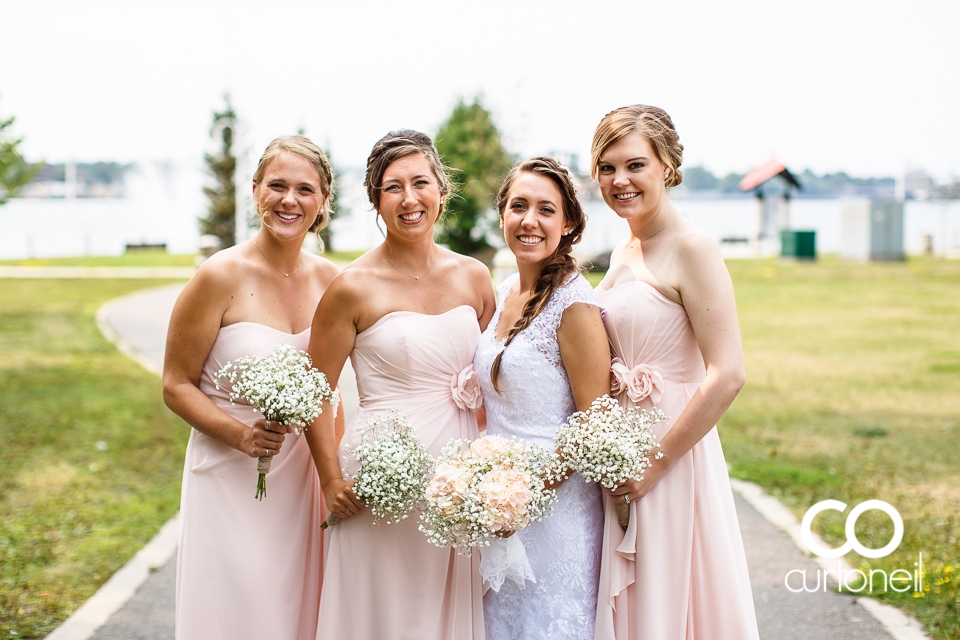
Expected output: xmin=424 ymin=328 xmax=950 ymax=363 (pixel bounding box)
xmin=2 ymin=166 xmax=959 ymax=260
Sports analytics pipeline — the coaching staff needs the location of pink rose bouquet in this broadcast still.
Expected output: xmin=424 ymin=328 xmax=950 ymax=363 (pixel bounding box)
xmin=419 ymin=435 xmax=556 ymax=556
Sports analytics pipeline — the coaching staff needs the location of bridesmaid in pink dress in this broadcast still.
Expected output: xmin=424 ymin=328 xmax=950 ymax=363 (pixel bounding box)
xmin=305 ymin=130 xmax=495 ymax=639
xmin=589 ymin=106 xmax=760 ymax=639
xmin=163 ymin=136 xmax=343 ymax=640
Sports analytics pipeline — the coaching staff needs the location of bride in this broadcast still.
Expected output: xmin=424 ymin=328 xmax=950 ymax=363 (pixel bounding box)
xmin=473 ymin=157 xmax=611 ymax=640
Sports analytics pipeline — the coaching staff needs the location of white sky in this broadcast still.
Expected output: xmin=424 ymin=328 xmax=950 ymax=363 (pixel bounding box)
xmin=2 ymin=0 xmax=958 ymax=179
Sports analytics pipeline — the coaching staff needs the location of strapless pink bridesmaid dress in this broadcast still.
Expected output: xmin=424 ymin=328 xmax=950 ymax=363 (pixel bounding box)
xmin=316 ymin=306 xmax=485 ymax=640
xmin=593 ymin=281 xmax=759 ymax=640
xmin=176 ymin=322 xmax=324 ymax=640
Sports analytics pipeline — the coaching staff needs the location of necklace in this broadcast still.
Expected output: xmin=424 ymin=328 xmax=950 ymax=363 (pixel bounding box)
xmin=382 ymin=245 xmax=439 ymax=281
xmin=628 ymin=215 xmax=676 ymax=249
xmin=254 ymin=239 xmax=302 ymax=277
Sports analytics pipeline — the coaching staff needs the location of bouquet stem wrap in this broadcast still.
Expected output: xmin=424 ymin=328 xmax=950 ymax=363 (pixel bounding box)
xmin=616 ymin=500 xmax=631 ymax=531
xmin=479 ymin=535 xmax=536 ymax=593
xmin=256 ymin=456 xmax=271 ymax=500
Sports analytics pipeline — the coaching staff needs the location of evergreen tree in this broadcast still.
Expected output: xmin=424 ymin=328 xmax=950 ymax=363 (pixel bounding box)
xmin=200 ymin=97 xmax=237 ymax=248
xmin=0 ymin=106 xmax=38 ymax=206
xmin=435 ymin=97 xmax=513 ymax=258
xmin=319 ymin=146 xmax=346 ymax=252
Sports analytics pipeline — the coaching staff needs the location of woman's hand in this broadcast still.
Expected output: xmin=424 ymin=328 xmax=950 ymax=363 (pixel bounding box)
xmin=604 ymin=454 xmax=670 ymax=504
xmin=323 ymin=478 xmax=364 ymax=521
xmin=239 ymin=419 xmax=288 ymax=458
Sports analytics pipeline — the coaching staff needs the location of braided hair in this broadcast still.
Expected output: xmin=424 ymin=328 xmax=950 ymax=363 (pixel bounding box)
xmin=490 ymin=157 xmax=586 ymax=394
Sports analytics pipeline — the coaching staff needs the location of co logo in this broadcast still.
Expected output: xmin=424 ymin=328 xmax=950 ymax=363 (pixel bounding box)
xmin=801 ymin=500 xmax=903 ymax=559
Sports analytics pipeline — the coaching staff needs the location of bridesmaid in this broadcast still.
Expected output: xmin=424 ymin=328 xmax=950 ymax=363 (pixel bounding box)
xmin=163 ymin=135 xmax=342 ymax=639
xmin=589 ymin=106 xmax=760 ymax=639
xmin=305 ymin=130 xmax=495 ymax=639
xmin=473 ymin=157 xmax=610 ymax=639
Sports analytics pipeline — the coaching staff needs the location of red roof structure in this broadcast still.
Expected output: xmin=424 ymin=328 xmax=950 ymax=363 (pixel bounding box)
xmin=739 ymin=158 xmax=801 ymax=192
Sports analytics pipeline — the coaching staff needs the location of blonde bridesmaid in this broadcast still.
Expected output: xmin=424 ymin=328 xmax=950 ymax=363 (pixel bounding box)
xmin=590 ymin=105 xmax=760 ymax=640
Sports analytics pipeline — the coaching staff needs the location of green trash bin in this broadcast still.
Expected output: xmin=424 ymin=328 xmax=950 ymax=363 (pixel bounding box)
xmin=781 ymin=230 xmax=816 ymax=260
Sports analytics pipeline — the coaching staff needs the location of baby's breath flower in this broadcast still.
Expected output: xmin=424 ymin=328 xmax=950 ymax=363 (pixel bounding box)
xmin=215 ymin=344 xmax=335 ymax=499
xmin=327 ymin=411 xmax=433 ymax=527
xmin=555 ymin=394 xmax=666 ymax=528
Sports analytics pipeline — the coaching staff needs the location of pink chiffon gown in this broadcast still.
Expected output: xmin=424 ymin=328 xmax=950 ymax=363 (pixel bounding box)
xmin=176 ymin=323 xmax=324 ymax=640
xmin=593 ymin=281 xmax=759 ymax=640
xmin=315 ymin=306 xmax=485 ymax=640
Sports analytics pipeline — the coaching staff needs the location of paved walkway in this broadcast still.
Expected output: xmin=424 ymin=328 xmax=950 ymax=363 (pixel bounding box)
xmin=50 ymin=283 xmax=928 ymax=639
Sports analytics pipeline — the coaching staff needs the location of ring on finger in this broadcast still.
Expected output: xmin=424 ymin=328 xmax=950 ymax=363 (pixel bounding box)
xmin=624 ymin=494 xmax=631 ymax=504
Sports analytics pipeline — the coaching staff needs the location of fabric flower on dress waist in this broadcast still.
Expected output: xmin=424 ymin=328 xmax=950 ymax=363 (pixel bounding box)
xmin=610 ymin=357 xmax=664 ymax=404
xmin=450 ymin=363 xmax=483 ymax=410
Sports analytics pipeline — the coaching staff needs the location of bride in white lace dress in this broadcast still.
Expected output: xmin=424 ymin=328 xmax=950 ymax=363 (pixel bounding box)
xmin=473 ymin=157 xmax=611 ymax=640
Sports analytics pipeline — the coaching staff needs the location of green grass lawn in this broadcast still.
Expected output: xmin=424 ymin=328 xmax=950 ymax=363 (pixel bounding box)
xmin=0 ymin=250 xmax=197 ymax=268
xmin=725 ymin=257 xmax=960 ymax=638
xmin=0 ymin=279 xmax=190 ymax=638
xmin=587 ymin=256 xmax=960 ymax=638
xmin=3 ymin=256 xmax=957 ymax=637
xmin=0 ymin=248 xmax=367 ymax=268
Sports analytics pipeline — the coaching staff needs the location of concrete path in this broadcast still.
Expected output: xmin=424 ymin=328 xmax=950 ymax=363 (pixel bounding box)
xmin=50 ymin=282 xmax=928 ymax=639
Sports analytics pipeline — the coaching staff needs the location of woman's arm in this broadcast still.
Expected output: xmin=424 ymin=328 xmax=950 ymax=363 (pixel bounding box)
xmin=552 ymin=301 xmax=613 ymax=489
xmin=557 ymin=302 xmax=612 ymax=410
xmin=162 ymin=264 xmax=286 ymax=456
xmin=304 ymin=274 xmax=364 ymax=520
xmin=609 ymin=232 xmax=745 ymax=502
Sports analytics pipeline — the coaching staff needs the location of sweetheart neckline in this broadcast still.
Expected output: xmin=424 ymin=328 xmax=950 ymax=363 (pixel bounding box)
xmin=220 ymin=321 xmax=311 ymax=336
xmin=596 ymin=278 xmax=681 ymax=307
xmin=359 ymin=304 xmax=476 ymax=334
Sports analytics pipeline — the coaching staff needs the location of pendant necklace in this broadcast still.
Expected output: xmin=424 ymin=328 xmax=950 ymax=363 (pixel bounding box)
xmin=383 ymin=245 xmax=439 ymax=281
xmin=255 ymin=239 xmax=302 ymax=277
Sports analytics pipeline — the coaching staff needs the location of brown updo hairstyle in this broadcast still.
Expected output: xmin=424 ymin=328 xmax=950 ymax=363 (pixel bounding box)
xmin=252 ymin=135 xmax=335 ymax=248
xmin=490 ymin=156 xmax=587 ymax=394
xmin=590 ymin=105 xmax=684 ymax=189
xmin=364 ymin=129 xmax=453 ymax=215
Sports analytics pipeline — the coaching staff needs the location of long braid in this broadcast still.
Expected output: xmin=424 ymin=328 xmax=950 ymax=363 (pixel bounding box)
xmin=490 ymin=157 xmax=586 ymax=394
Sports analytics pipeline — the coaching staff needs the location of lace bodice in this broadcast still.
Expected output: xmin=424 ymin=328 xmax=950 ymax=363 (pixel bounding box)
xmin=474 ymin=272 xmax=603 ymax=450
xmin=474 ymin=272 xmax=605 ymax=640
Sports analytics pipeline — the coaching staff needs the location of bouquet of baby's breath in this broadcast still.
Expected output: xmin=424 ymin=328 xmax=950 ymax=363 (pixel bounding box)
xmin=555 ymin=394 xmax=666 ymax=530
xmin=215 ymin=344 xmax=335 ymax=500
xmin=321 ymin=411 xmax=433 ymax=529
xmin=419 ymin=435 xmax=557 ymax=556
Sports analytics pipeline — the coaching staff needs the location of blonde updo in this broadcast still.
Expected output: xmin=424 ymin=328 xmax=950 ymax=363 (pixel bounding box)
xmin=253 ymin=135 xmax=335 ymax=235
xmin=590 ymin=105 xmax=684 ymax=188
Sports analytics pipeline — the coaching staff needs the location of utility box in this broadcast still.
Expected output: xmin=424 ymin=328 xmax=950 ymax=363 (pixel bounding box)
xmin=840 ymin=199 xmax=905 ymax=261
xmin=780 ymin=230 xmax=816 ymax=260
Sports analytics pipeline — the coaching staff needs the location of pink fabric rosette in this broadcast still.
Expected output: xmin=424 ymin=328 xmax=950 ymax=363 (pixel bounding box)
xmin=610 ymin=357 xmax=665 ymax=404
xmin=450 ymin=363 xmax=483 ymax=410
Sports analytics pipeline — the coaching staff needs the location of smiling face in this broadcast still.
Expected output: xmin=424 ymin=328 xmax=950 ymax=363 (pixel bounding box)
xmin=253 ymin=151 xmax=326 ymax=240
xmin=378 ymin=153 xmax=443 ymax=240
xmin=595 ymin=131 xmax=670 ymax=220
xmin=501 ymin=172 xmax=572 ymax=269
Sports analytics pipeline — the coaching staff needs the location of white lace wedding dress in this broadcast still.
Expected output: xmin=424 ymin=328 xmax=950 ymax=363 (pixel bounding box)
xmin=473 ymin=272 xmax=605 ymax=640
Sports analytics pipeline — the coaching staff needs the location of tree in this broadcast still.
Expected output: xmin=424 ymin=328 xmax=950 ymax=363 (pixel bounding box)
xmin=434 ymin=97 xmax=513 ymax=258
xmin=319 ymin=146 xmax=347 ymax=252
xmin=0 ymin=106 xmax=38 ymax=205
xmin=200 ymin=97 xmax=237 ymax=248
